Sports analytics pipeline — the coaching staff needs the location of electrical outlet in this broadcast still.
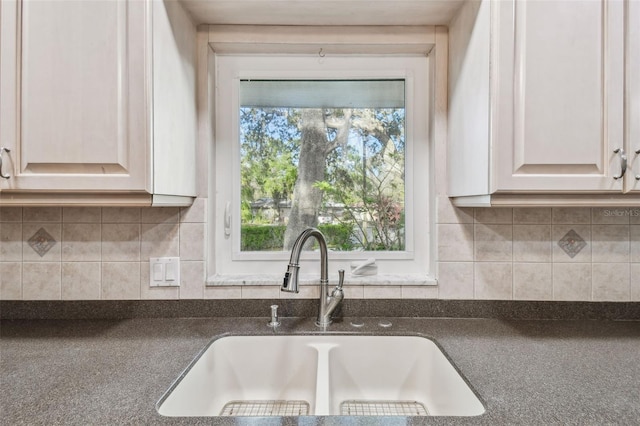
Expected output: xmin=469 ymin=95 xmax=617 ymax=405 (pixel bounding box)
xmin=149 ymin=257 xmax=180 ymax=287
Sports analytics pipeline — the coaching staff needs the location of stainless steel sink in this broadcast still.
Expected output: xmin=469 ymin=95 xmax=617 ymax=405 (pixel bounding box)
xmin=157 ymin=334 xmax=485 ymax=417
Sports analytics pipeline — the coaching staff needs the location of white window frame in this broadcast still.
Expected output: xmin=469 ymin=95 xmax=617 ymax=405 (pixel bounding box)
xmin=206 ymin=27 xmax=438 ymax=286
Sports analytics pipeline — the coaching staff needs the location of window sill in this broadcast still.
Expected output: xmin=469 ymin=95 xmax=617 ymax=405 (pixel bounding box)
xmin=207 ymin=273 xmax=437 ymax=286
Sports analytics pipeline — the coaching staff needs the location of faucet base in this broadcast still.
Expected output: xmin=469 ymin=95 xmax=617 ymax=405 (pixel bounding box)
xmin=315 ymin=319 xmax=332 ymax=328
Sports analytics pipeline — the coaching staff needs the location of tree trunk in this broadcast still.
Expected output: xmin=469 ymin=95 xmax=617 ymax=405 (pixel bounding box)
xmin=283 ymin=109 xmax=327 ymax=250
xmin=283 ymin=109 xmax=352 ymax=250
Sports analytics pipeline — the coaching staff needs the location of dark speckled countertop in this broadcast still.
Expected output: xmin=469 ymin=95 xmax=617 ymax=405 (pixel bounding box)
xmin=1 ymin=316 xmax=639 ymax=425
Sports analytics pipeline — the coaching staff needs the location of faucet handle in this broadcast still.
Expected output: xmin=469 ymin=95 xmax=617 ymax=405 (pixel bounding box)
xmin=337 ymin=269 xmax=344 ymax=290
xmin=330 ymin=269 xmax=345 ymax=300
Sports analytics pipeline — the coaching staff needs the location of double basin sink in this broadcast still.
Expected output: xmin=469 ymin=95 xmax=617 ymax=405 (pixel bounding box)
xmin=157 ymin=334 xmax=485 ymax=417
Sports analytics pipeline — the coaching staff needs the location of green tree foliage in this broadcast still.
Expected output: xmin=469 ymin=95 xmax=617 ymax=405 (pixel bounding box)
xmin=240 ymin=106 xmax=405 ymax=251
xmin=240 ymin=108 xmax=299 ymax=223
xmin=318 ymin=109 xmax=405 ymax=250
xmin=241 ymin=224 xmax=355 ymax=251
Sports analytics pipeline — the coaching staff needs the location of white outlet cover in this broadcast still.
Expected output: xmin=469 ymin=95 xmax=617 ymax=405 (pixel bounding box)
xmin=150 ymin=257 xmax=181 ymax=287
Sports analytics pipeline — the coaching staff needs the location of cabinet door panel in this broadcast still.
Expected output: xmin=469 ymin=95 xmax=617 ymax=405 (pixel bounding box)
xmin=628 ymin=0 xmax=640 ymax=192
xmin=21 ymin=1 xmax=122 ymax=169
xmin=0 ymin=0 xmax=149 ymax=192
xmin=494 ymin=0 xmax=624 ymax=192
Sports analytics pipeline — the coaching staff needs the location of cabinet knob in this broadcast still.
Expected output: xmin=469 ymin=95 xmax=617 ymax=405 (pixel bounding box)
xmin=613 ymin=148 xmax=627 ymax=180
xmin=0 ymin=147 xmax=10 ymax=179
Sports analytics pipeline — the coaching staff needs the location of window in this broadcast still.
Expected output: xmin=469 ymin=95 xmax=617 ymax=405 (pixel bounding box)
xmin=212 ymin=54 xmax=432 ymax=282
xmin=240 ymin=79 xmax=406 ymax=252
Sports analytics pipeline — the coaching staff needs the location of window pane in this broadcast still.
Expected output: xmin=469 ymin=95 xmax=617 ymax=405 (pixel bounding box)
xmin=239 ymin=80 xmax=405 ymax=252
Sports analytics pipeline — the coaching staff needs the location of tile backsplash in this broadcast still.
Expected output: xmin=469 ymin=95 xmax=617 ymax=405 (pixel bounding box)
xmin=1 ymin=200 xmax=206 ymax=301
xmin=437 ymin=201 xmax=640 ymax=302
xmin=1 ymin=199 xmax=639 ymax=301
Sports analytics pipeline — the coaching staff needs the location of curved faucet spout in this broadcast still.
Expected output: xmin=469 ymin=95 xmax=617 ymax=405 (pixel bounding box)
xmin=282 ymin=228 xmax=328 ymax=294
xmin=281 ymin=228 xmax=344 ymax=327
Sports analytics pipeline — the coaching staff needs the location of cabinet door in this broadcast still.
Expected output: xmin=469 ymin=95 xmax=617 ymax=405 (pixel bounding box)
xmin=493 ymin=0 xmax=624 ymax=192
xmin=0 ymin=0 xmax=150 ymax=193
xmin=628 ymin=0 xmax=640 ymax=192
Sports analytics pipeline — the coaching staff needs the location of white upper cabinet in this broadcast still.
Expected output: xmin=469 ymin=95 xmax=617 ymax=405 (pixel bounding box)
xmin=628 ymin=0 xmax=640 ymax=192
xmin=0 ymin=0 xmax=197 ymax=206
xmin=448 ymin=0 xmax=639 ymax=206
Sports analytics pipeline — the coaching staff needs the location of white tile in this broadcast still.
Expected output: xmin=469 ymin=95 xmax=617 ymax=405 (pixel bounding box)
xmin=437 ymin=223 xmax=474 ymax=261
xmin=513 ymin=225 xmax=551 ymax=262
xmin=0 ymin=207 xmax=22 ymax=222
xmin=474 ymin=262 xmax=512 ymax=300
xmin=204 ymin=286 xmax=242 ymax=299
xmin=436 ymin=196 xmax=473 ymax=224
xmin=631 ymin=225 xmax=640 ymax=263
xmin=101 ymin=207 xmax=141 ymax=223
xmin=241 ymin=286 xmax=280 ymax=299
xmin=513 ymin=208 xmax=551 ymax=224
xmin=343 ymin=285 xmax=364 ymax=299
xmin=437 ymin=262 xmax=474 ymax=299
xmin=180 ymin=197 xmax=207 ymax=223
xmin=402 ymin=285 xmax=438 ymax=299
xmin=102 ymin=262 xmax=141 ymax=300
xmin=141 ymin=285 xmax=180 ymax=300
xmin=179 ymin=261 xmax=205 ymax=299
xmin=101 ymin=224 xmax=140 ymax=262
xmin=1 ymin=223 xmax=22 ymax=261
xmin=179 ymin=223 xmax=205 ymax=261
xmin=62 ymin=262 xmax=101 ymax=300
xmin=141 ymin=207 xmax=180 ymax=224
xmin=141 ymin=223 xmax=179 ymax=259
xmin=552 ymin=207 xmax=591 ymax=224
xmin=62 ymin=223 xmax=101 ymax=261
xmin=23 ymin=207 xmax=61 ymax=222
xmin=631 ymin=264 xmax=640 ymax=301
xmin=22 ymin=262 xmax=61 ymax=300
xmin=592 ymin=263 xmax=630 ymax=301
xmin=474 ymin=224 xmax=512 ymax=262
xmin=552 ymin=263 xmax=591 ymax=301
xmin=363 ymin=286 xmax=403 ymax=299
xmin=0 ymin=262 xmax=22 ymax=300
xmin=62 ymin=207 xmax=101 ymax=223
xmin=475 ymin=208 xmax=512 ymax=224
xmin=513 ymin=263 xmax=552 ymax=300
xmin=591 ymin=225 xmax=629 ymax=263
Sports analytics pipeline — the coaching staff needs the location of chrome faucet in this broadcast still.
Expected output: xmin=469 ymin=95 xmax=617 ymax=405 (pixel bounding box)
xmin=281 ymin=228 xmax=344 ymax=327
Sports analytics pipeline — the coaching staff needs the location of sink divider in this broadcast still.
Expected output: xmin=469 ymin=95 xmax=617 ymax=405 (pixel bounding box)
xmin=309 ymin=343 xmax=338 ymax=416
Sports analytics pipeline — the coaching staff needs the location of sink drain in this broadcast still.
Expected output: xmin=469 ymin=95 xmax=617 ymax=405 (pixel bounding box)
xmin=340 ymin=400 xmax=429 ymax=416
xmin=220 ymin=400 xmax=310 ymax=416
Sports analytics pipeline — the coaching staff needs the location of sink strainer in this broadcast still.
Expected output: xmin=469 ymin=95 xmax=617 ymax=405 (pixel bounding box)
xmin=340 ymin=400 xmax=429 ymax=416
xmin=220 ymin=400 xmax=310 ymax=416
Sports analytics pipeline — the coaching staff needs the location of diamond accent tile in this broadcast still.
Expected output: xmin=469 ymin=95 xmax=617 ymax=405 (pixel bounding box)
xmin=28 ymin=227 xmax=57 ymax=257
xmin=558 ymin=229 xmax=586 ymax=258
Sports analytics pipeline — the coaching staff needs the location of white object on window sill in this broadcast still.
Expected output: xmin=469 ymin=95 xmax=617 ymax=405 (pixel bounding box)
xmin=350 ymin=258 xmax=378 ymax=276
xmin=207 ymin=273 xmax=437 ymax=286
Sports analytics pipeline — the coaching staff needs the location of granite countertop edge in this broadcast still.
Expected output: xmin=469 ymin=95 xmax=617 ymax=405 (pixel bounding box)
xmin=2 ymin=299 xmax=639 ymax=321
